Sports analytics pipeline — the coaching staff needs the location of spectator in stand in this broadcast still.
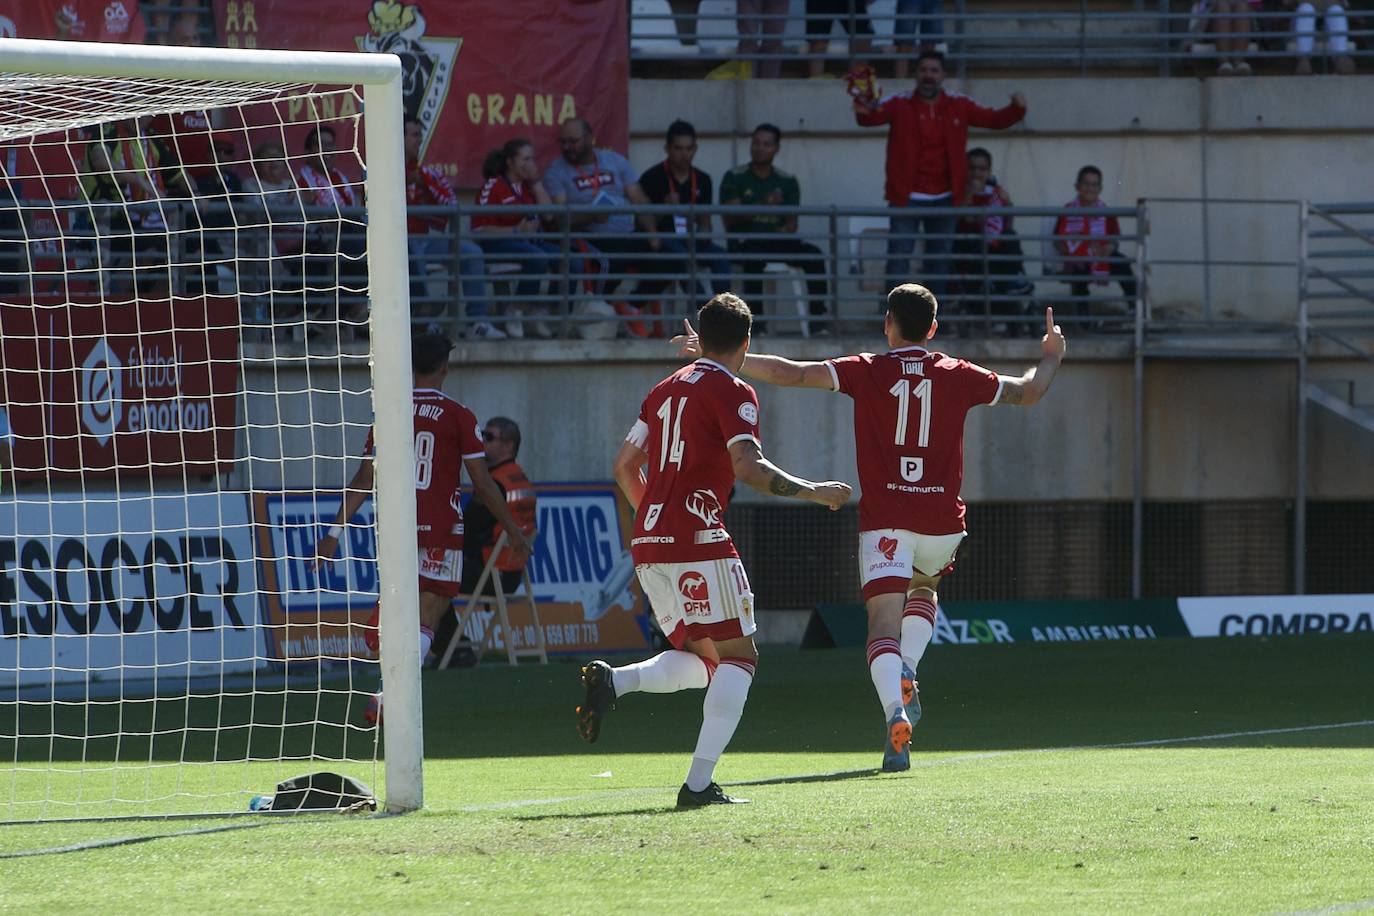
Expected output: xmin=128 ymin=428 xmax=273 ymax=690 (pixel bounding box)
xmin=719 ymin=123 xmax=829 ymax=331
xmin=242 ymin=139 xmax=307 ymax=331
xmin=76 ymin=121 xmax=138 ymax=297
xmin=161 ymin=11 xmax=202 ymax=47
xmin=894 ymin=1 xmax=945 ymax=80
xmin=1205 ymin=0 xmax=1257 ymax=74
xmin=472 ymin=137 xmax=565 ymax=340
xmin=298 ymin=124 xmax=367 ymax=336
xmin=805 ymin=1 xmax=874 ymax=79
xmin=666 ymin=0 xmax=705 ymax=48
xmin=854 ymin=51 xmax=1025 ymax=301
xmin=51 ymin=0 xmax=147 ymax=42
xmin=121 ymin=117 xmax=173 ymax=301
xmin=709 ymin=0 xmax=789 ymax=79
xmin=1285 ymin=0 xmax=1356 ymax=74
xmin=1052 ymin=165 xmax=1137 ymax=329
xmin=637 ymin=120 xmax=731 ymax=299
xmin=403 ymin=117 xmax=496 ymax=338
xmin=543 ymin=118 xmax=684 ymax=337
xmin=950 ymin=147 xmax=1033 ymax=336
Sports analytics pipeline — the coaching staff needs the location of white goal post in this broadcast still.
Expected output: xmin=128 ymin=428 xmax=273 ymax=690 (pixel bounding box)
xmin=0 ymin=39 xmax=423 ymax=817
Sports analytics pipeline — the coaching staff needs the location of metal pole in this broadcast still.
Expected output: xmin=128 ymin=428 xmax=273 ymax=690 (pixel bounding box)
xmin=1295 ymin=200 xmax=1310 ymax=594
xmin=363 ymin=70 xmax=423 ymax=814
xmin=1132 ymin=200 xmax=1149 ymax=598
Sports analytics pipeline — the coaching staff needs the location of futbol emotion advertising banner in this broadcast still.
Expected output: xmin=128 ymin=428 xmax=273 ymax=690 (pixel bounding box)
xmin=0 ymin=493 xmax=260 ymax=688
xmin=0 ymin=298 xmax=241 ymax=480
xmin=252 ymin=482 xmax=651 ymax=661
xmin=211 ymin=0 xmax=630 ymax=188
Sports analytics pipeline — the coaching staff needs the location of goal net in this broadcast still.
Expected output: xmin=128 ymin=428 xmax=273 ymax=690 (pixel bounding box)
xmin=0 ymin=39 xmax=423 ymax=820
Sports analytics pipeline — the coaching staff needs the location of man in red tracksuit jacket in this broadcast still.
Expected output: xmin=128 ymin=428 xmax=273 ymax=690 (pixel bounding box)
xmin=855 ymin=50 xmax=1026 ymax=303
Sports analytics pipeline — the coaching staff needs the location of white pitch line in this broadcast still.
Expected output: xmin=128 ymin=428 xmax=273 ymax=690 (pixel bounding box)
xmin=1275 ymin=897 xmax=1374 ymax=916
xmin=456 ymin=718 xmax=1374 ymax=814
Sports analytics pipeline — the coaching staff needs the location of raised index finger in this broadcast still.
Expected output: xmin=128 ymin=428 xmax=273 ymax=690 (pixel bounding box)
xmin=682 ymin=319 xmax=695 ymax=337
xmin=1045 ymin=307 xmax=1055 ymax=334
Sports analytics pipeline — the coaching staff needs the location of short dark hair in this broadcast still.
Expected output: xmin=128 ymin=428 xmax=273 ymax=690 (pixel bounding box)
xmin=485 ymin=416 xmax=522 ymax=457
xmin=916 ymin=50 xmax=946 ymax=70
xmin=1076 ymin=165 xmax=1103 ymax=185
xmin=411 ymin=332 xmax=453 ymax=376
xmin=753 ymin=122 xmax=782 ymax=144
xmin=887 ymin=284 xmax=938 ymax=342
xmin=698 ymin=293 xmax=753 ymax=355
xmin=304 ymin=125 xmax=335 ymax=154
xmin=967 ymin=147 xmax=992 ymax=168
xmin=665 ymin=119 xmax=697 ymax=145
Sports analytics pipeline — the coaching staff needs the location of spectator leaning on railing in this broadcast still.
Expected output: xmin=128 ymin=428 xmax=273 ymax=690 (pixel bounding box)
xmin=472 ymin=137 xmax=564 ymax=340
xmin=950 ymin=147 xmax=1034 ymax=336
xmin=854 ymin=51 xmax=1025 ymax=301
xmin=298 ymin=125 xmax=367 ymax=336
xmin=1285 ymin=0 xmax=1356 ymax=75
xmin=543 ymin=118 xmax=684 ymax=335
xmin=719 ymin=123 xmax=829 ymax=331
xmin=403 ymin=116 xmax=496 ymax=337
xmin=637 ymin=120 xmax=731 ymax=299
xmin=1051 ymin=165 xmax=1137 ymax=329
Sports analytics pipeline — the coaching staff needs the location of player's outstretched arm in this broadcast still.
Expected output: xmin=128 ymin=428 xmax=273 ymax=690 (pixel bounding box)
xmin=728 ymin=439 xmax=852 ymax=511
xmin=313 ymin=457 xmax=374 ymax=571
xmin=612 ymin=439 xmax=649 ymax=511
xmin=466 ymin=455 xmax=535 ymax=556
xmin=998 ymin=307 xmax=1067 ymax=407
xmin=670 ymin=320 xmax=834 ymax=389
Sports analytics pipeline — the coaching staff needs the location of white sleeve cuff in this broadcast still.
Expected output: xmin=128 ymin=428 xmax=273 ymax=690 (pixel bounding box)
xmin=990 ymin=377 xmax=1009 ymax=406
xmin=824 ymin=361 xmax=840 ymax=392
xmin=626 ymin=419 xmax=649 ymax=448
xmin=726 ymin=433 xmax=761 ymax=449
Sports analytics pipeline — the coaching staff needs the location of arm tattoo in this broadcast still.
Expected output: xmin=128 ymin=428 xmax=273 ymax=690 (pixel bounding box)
xmin=998 ymin=382 xmax=1025 ymax=406
xmin=768 ymin=473 xmax=804 ymax=497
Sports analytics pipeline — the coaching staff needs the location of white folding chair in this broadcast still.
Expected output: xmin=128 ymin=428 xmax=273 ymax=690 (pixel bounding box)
xmin=441 ymin=530 xmax=548 ymax=667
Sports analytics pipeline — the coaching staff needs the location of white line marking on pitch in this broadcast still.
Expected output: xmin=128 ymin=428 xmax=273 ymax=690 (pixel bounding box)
xmin=1275 ymin=896 xmax=1374 ymax=916
xmin=457 ymin=718 xmax=1374 ymax=813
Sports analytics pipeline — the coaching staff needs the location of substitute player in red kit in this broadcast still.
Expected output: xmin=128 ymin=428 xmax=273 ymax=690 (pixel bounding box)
xmin=579 ymin=293 xmax=851 ymax=808
xmin=675 ymin=284 xmax=1066 ymax=771
xmin=314 ymin=333 xmax=533 ymax=723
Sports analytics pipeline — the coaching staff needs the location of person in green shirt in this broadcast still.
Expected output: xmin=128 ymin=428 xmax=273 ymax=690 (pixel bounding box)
xmin=720 ymin=124 xmax=829 ymax=333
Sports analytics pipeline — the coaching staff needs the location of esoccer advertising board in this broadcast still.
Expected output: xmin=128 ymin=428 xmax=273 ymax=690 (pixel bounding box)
xmin=252 ymin=483 xmax=651 ymax=661
xmin=0 ymin=492 xmax=260 ymax=687
xmin=0 ymin=297 xmax=241 ymax=480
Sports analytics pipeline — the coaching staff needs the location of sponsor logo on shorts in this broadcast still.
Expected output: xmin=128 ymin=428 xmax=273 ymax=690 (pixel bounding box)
xmin=678 ymin=571 xmax=712 ymax=616
xmin=685 ymin=489 xmax=723 ymax=527
xmin=737 ymin=401 xmax=758 ymax=425
xmin=877 ymin=536 xmax=899 ymax=561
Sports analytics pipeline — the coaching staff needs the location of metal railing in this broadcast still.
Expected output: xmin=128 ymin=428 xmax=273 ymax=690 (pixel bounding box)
xmin=628 ymin=3 xmax=1374 ymax=77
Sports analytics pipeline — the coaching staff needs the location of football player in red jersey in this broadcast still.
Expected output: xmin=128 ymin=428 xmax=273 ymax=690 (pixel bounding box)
xmin=675 ymin=284 xmax=1065 ymax=771
xmin=314 ymin=333 xmax=533 ymax=723
xmin=578 ymin=293 xmax=851 ymax=808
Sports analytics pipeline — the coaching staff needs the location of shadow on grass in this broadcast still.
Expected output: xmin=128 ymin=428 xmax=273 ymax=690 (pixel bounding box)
xmin=512 ymin=805 xmax=682 ymax=822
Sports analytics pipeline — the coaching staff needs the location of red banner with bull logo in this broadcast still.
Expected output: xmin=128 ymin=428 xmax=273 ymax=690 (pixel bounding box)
xmin=209 ymin=0 xmax=629 ymax=188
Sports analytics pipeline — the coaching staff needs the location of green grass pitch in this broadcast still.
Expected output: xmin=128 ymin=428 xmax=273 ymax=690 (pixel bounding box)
xmin=3 ymin=634 xmax=1373 ymax=913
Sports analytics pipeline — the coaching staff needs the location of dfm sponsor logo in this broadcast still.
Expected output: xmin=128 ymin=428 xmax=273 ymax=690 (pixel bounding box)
xmin=678 ymin=571 xmax=711 ymax=617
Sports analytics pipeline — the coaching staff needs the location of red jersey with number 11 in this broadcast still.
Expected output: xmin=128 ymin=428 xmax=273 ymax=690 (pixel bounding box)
xmin=363 ymin=388 xmax=484 ymax=550
xmin=628 ymin=359 xmax=761 ymax=564
xmin=826 ymin=347 xmax=1001 ymax=535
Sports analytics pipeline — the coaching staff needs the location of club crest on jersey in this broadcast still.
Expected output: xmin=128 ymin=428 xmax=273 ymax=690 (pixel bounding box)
xmin=878 ymin=536 xmax=899 ymax=561
xmin=737 ymin=401 xmax=758 ymax=425
xmin=677 ymin=571 xmax=712 ymax=616
xmin=685 ymin=488 xmax=723 ymax=527
xmin=355 ymin=2 xmax=461 ymax=154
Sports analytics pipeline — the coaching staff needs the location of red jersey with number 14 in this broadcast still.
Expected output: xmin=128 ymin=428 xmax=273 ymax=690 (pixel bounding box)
xmin=628 ymin=359 xmax=761 ymax=564
xmin=826 ymin=347 xmax=1001 ymax=535
xmin=363 ymin=388 xmax=484 ymax=550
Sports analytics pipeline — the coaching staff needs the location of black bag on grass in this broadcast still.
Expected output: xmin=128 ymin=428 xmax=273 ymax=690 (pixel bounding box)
xmin=263 ymin=772 xmax=376 ymax=812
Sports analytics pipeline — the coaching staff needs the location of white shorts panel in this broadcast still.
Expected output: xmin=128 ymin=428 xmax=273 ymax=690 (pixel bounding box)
xmin=858 ymin=529 xmax=966 ymax=585
xmin=636 ymin=558 xmax=757 ymax=645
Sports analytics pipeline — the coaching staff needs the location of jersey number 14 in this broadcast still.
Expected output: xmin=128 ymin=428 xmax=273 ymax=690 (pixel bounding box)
xmin=656 ymin=396 xmax=687 ymax=471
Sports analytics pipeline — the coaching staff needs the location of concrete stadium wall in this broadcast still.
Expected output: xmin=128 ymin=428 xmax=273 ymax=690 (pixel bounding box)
xmin=234 ymin=339 xmax=1374 ymax=503
xmin=626 ymin=76 xmax=1374 ymax=321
